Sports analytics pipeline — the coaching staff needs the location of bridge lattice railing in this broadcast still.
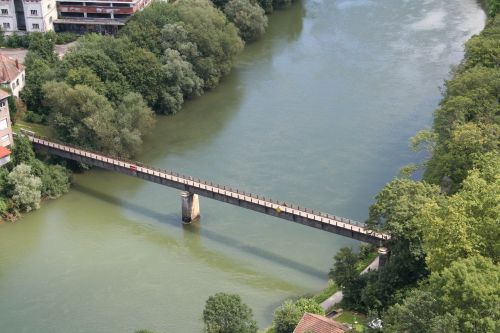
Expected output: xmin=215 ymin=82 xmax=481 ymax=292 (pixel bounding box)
xmin=20 ymin=129 xmax=389 ymax=240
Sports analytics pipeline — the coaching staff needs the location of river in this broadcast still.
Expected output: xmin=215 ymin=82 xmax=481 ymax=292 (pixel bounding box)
xmin=0 ymin=1 xmax=485 ymax=332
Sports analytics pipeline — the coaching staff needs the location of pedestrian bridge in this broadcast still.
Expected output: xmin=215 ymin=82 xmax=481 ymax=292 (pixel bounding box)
xmin=23 ymin=131 xmax=390 ymax=246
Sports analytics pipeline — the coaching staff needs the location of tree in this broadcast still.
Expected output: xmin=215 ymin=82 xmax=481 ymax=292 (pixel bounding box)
xmin=60 ymin=47 xmax=130 ymax=103
xmin=7 ymin=164 xmax=42 ymax=212
xmin=384 ymin=256 xmax=500 ymax=333
xmin=172 ymin=0 xmax=244 ymax=88
xmin=202 ymin=293 xmax=258 ymax=333
xmin=419 ymin=152 xmax=500 ymax=272
xmin=20 ymin=52 xmax=56 ymax=116
xmin=273 ymin=298 xmax=324 ymax=333
xmin=28 ymin=32 xmax=57 ymax=63
xmin=157 ymin=49 xmax=204 ymax=114
xmin=65 ymin=67 xmax=108 ymax=97
xmin=43 ymin=81 xmax=154 ymax=157
xmin=11 ymin=135 xmax=36 ymax=165
xmin=367 ymin=179 xmax=439 ymax=259
xmin=40 ymin=164 xmax=71 ymax=199
xmin=328 ymin=247 xmax=359 ymax=288
xmin=273 ymin=301 xmax=302 ymax=333
xmin=224 ymin=0 xmax=268 ymax=42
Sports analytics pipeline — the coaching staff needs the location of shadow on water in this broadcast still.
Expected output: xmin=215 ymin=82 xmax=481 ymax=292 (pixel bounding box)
xmin=73 ymin=184 xmax=327 ymax=281
xmin=140 ymin=1 xmax=306 ymax=164
xmin=140 ymin=67 xmax=245 ymax=162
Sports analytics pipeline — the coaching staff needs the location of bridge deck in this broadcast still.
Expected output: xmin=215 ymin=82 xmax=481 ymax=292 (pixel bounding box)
xmin=26 ymin=133 xmax=390 ymax=245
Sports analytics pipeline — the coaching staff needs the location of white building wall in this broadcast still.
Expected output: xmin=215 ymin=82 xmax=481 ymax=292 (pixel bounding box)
xmin=9 ymin=70 xmax=25 ymax=97
xmin=0 ymin=0 xmax=56 ymax=33
xmin=0 ymin=1 xmax=18 ymax=33
xmin=24 ymin=0 xmax=44 ymax=32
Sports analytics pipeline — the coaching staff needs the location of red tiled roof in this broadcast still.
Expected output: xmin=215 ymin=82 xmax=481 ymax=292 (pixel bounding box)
xmin=293 ymin=313 xmax=351 ymax=333
xmin=0 ymin=55 xmax=24 ymax=84
xmin=0 ymin=145 xmax=11 ymax=158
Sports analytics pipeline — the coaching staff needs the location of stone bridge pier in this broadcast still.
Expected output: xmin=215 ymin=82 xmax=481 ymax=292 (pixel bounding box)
xmin=181 ymin=191 xmax=200 ymax=223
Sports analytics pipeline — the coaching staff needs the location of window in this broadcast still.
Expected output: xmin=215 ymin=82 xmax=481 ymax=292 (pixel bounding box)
xmin=22 ymin=74 xmax=25 ymax=81
xmin=0 ymin=119 xmax=7 ymax=131
xmin=49 ymin=16 xmax=53 ymax=23
xmin=32 ymin=23 xmax=39 ymax=29
xmin=2 ymin=22 xmax=10 ymax=29
xmin=11 ymin=82 xmax=15 ymax=89
xmin=48 ymin=3 xmax=51 ymax=9
xmin=16 ymin=78 xmax=19 ymax=85
xmin=30 ymin=9 xmax=38 ymax=15
xmin=0 ymin=101 xmax=5 ymax=108
xmin=1 ymin=9 xmax=8 ymax=15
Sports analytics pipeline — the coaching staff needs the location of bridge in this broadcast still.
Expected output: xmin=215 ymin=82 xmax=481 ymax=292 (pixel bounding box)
xmin=22 ymin=131 xmax=390 ymax=247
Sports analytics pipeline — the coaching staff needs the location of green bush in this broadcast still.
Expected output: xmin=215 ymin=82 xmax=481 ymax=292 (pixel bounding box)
xmin=203 ymin=293 xmax=258 ymax=333
xmin=224 ymin=0 xmax=268 ymax=41
xmin=273 ymin=298 xmax=324 ymax=333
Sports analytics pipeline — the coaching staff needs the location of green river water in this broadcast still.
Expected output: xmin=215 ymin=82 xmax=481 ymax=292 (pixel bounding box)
xmin=0 ymin=1 xmax=485 ymax=332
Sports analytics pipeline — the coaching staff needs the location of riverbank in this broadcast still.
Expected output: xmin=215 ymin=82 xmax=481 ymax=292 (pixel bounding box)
xmin=7 ymin=0 xmax=294 ymax=223
xmin=0 ymin=1 xmax=487 ymax=332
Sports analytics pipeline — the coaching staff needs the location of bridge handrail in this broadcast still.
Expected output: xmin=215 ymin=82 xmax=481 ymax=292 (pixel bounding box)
xmin=21 ymin=130 xmax=391 ymax=241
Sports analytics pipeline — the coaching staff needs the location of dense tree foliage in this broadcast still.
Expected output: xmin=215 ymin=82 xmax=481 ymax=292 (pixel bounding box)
xmin=7 ymin=164 xmax=42 ymax=213
xmin=43 ymin=81 xmax=153 ymax=157
xmin=419 ymin=153 xmax=499 ymax=272
xmin=202 ymin=293 xmax=258 ymax=333
xmin=328 ymin=247 xmax=359 ymax=288
xmin=384 ymin=256 xmax=500 ymax=333
xmin=335 ymin=4 xmax=500 ymax=329
xmin=224 ymin=0 xmax=268 ymax=41
xmin=19 ymin=0 xmax=254 ymax=158
xmin=273 ymin=298 xmax=324 ymax=333
xmin=0 ymin=136 xmax=71 ymax=220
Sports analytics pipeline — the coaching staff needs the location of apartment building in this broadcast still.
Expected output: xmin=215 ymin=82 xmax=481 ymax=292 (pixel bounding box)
xmin=54 ymin=0 xmax=151 ymax=34
xmin=0 ymin=89 xmax=13 ymax=166
xmin=0 ymin=0 xmax=58 ymax=34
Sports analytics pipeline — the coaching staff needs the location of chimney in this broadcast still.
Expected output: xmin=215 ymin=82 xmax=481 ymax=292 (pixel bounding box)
xmin=15 ymin=58 xmax=19 ymax=69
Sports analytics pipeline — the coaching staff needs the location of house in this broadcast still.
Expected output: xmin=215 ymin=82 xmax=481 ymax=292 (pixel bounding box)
xmin=0 ymin=54 xmax=25 ymax=97
xmin=0 ymin=0 xmax=57 ymax=34
xmin=54 ymin=0 xmax=152 ymax=35
xmin=0 ymin=89 xmax=13 ymax=166
xmin=293 ymin=313 xmax=351 ymax=333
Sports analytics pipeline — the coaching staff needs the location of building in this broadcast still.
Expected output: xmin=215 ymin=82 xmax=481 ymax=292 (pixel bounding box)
xmin=54 ymin=0 xmax=152 ymax=34
xmin=0 ymin=0 xmax=58 ymax=34
xmin=0 ymin=89 xmax=13 ymax=166
xmin=0 ymin=54 xmax=25 ymax=97
xmin=293 ymin=313 xmax=351 ymax=333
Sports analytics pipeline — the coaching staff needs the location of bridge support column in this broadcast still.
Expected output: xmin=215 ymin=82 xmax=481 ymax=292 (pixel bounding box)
xmin=378 ymin=247 xmax=389 ymax=268
xmin=181 ymin=191 xmax=200 ymax=223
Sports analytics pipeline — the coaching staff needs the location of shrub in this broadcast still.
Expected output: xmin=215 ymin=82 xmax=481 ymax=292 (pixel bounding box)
xmin=7 ymin=164 xmax=42 ymax=213
xmin=273 ymin=298 xmax=324 ymax=333
xmin=203 ymin=293 xmax=258 ymax=333
xmin=224 ymin=0 xmax=268 ymax=41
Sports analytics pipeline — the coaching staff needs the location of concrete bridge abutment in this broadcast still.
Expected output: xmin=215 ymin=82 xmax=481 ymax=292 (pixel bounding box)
xmin=378 ymin=247 xmax=389 ymax=268
xmin=181 ymin=191 xmax=200 ymax=223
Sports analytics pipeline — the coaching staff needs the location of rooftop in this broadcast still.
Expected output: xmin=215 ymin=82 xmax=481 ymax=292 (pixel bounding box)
xmin=293 ymin=313 xmax=351 ymax=333
xmin=0 ymin=55 xmax=24 ymax=84
xmin=0 ymin=146 xmax=11 ymax=159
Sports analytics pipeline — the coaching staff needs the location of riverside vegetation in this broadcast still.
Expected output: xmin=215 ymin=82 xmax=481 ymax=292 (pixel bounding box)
xmin=327 ymin=1 xmax=500 ymax=332
xmin=9 ymin=0 xmax=498 ymax=332
xmin=19 ymin=0 xmax=279 ymax=158
xmin=137 ymin=1 xmax=499 ymax=332
xmin=7 ymin=0 xmax=281 ymax=220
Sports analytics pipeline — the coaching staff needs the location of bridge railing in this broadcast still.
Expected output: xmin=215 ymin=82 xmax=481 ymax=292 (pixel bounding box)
xmin=21 ymin=130 xmax=390 ymax=241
